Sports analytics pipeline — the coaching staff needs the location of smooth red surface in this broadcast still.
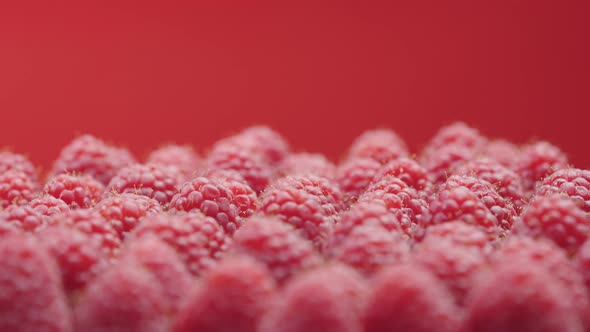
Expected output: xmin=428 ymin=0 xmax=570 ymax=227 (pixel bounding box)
xmin=1 ymin=1 xmax=589 ymax=170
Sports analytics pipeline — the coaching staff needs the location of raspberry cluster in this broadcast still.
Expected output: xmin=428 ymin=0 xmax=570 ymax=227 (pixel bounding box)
xmin=0 ymin=124 xmax=587 ymax=332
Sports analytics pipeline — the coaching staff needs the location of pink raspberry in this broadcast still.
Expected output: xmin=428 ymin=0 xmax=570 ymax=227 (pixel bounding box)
xmin=277 ymin=152 xmax=336 ymax=179
xmin=206 ymin=170 xmax=258 ymax=219
xmin=0 ymin=221 xmax=19 ymax=237
xmin=44 ymin=173 xmax=105 ymax=209
xmin=0 ymin=170 xmax=36 ymax=208
xmin=537 ymin=168 xmax=590 ymax=213
xmin=425 ymin=122 xmax=487 ymax=152
xmin=515 ymin=195 xmax=590 ymax=255
xmin=335 ymin=158 xmax=381 ymax=203
xmin=169 ymin=177 xmax=242 ymax=235
xmin=373 ymin=157 xmax=434 ymax=195
xmin=52 ymin=134 xmax=136 ymax=185
xmin=107 ymin=163 xmax=182 ymax=206
xmin=95 ymin=193 xmax=162 ymax=239
xmin=0 ymin=233 xmax=73 ymax=332
xmin=119 ymin=236 xmax=193 ymax=314
xmin=146 ymin=144 xmax=201 ymax=180
xmin=363 ymin=264 xmax=464 ymax=332
xmin=480 ymin=139 xmax=520 ymax=168
xmin=422 ymin=145 xmax=474 ymax=184
xmin=74 ymin=263 xmax=167 ymax=332
xmin=130 ymin=213 xmax=230 ymax=276
xmin=230 ymin=216 xmax=321 ymax=284
xmin=466 ymin=259 xmax=584 ymax=332
xmin=277 ymin=174 xmax=345 ymax=212
xmin=28 ymin=195 xmax=71 ymax=216
xmin=214 ymin=126 xmax=291 ymax=165
xmin=423 ymin=221 xmax=491 ymax=251
xmin=259 ymin=264 xmax=368 ymax=332
xmin=0 ymin=151 xmax=39 ymax=185
xmin=575 ymin=239 xmax=590 ymax=291
xmin=516 ymin=141 xmax=568 ymax=193
xmin=347 ymin=128 xmax=409 ymax=165
xmin=172 ymin=256 xmax=278 ymax=332
xmin=0 ymin=204 xmax=47 ymax=232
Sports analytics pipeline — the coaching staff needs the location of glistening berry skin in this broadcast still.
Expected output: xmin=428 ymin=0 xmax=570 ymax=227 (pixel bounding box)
xmin=44 ymin=173 xmax=105 ymax=209
xmin=108 ymin=163 xmax=182 ymax=206
xmin=537 ymin=168 xmax=590 ymax=213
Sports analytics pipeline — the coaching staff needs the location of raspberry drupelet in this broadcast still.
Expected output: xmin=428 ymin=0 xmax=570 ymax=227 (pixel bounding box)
xmin=277 ymin=152 xmax=336 ymax=179
xmin=335 ymin=158 xmax=381 ymax=204
xmin=373 ymin=157 xmax=434 ymax=196
xmin=516 ymin=141 xmax=568 ymax=193
xmin=28 ymin=195 xmax=71 ymax=216
xmin=206 ymin=170 xmax=258 ymax=219
xmin=95 ymin=193 xmax=162 ymax=239
xmin=537 ymin=168 xmax=590 ymax=213
xmin=146 ymin=144 xmax=201 ymax=181
xmin=45 ymin=173 xmax=105 ymax=209
xmin=347 ymin=128 xmax=409 ymax=165
xmin=0 ymin=170 xmax=37 ymax=208
xmin=0 ymin=151 xmax=39 ymax=185
xmin=0 ymin=204 xmax=50 ymax=232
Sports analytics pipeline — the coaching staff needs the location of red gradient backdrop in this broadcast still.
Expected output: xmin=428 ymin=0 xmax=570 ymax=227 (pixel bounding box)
xmin=1 ymin=0 xmax=589 ymax=171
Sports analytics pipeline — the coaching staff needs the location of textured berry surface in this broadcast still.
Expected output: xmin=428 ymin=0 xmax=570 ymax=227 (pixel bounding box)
xmin=347 ymin=128 xmax=408 ymax=164
xmin=0 ymin=170 xmax=36 ymax=208
xmin=108 ymin=163 xmax=181 ymax=206
xmin=516 ymin=141 xmax=568 ymax=193
xmin=205 ymin=170 xmax=258 ymax=219
xmin=95 ymin=193 xmax=162 ymax=239
xmin=374 ymin=157 xmax=434 ymax=195
xmin=0 ymin=151 xmax=38 ymax=184
xmin=146 ymin=144 xmax=201 ymax=180
xmin=422 ymin=145 xmax=474 ymax=184
xmin=537 ymin=168 xmax=590 ymax=212
xmin=45 ymin=174 xmax=105 ymax=209
xmin=335 ymin=158 xmax=381 ymax=203
xmin=0 ymin=204 xmax=47 ymax=232
xmin=28 ymin=195 xmax=71 ymax=216
xmin=277 ymin=152 xmax=336 ymax=179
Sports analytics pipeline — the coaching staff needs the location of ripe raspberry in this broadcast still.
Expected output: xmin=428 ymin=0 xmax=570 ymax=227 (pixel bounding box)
xmin=0 ymin=221 xmax=19 ymax=237
xmin=95 ymin=193 xmax=162 ymax=239
xmin=537 ymin=168 xmax=590 ymax=213
xmin=347 ymin=128 xmax=409 ymax=164
xmin=423 ymin=221 xmax=491 ymax=251
xmin=422 ymin=145 xmax=474 ymax=184
xmin=335 ymin=158 xmax=381 ymax=203
xmin=425 ymin=122 xmax=487 ymax=152
xmin=480 ymin=139 xmax=520 ymax=168
xmin=516 ymin=141 xmax=568 ymax=193
xmin=0 ymin=151 xmax=39 ymax=185
xmin=74 ymin=263 xmax=167 ymax=332
xmin=52 ymin=134 xmax=136 ymax=185
xmin=373 ymin=157 xmax=434 ymax=195
xmin=259 ymin=264 xmax=368 ymax=332
xmin=363 ymin=264 xmax=464 ymax=332
xmin=575 ymin=239 xmax=590 ymax=291
xmin=0 ymin=233 xmax=73 ymax=332
xmin=44 ymin=173 xmax=105 ymax=209
xmin=0 ymin=204 xmax=47 ymax=232
xmin=146 ymin=144 xmax=201 ymax=180
xmin=230 ymin=216 xmax=321 ymax=284
xmin=169 ymin=177 xmax=242 ymax=235
xmin=278 ymin=174 xmax=345 ymax=212
xmin=119 ymin=236 xmax=193 ymax=314
xmin=206 ymin=170 xmax=258 ymax=219
xmin=36 ymin=225 xmax=104 ymax=294
xmin=107 ymin=163 xmax=181 ymax=206
xmin=215 ymin=126 xmax=291 ymax=165
xmin=28 ymin=195 xmax=71 ymax=216
xmin=455 ymin=159 xmax=526 ymax=211
xmin=131 ymin=213 xmax=230 ymax=276
xmin=440 ymin=175 xmax=517 ymax=230
xmin=277 ymin=152 xmax=336 ymax=179
xmin=0 ymin=170 xmax=36 ymax=208
xmin=466 ymin=259 xmax=584 ymax=332
xmin=331 ymin=223 xmax=410 ymax=276
xmin=172 ymin=256 xmax=277 ymax=332
xmin=517 ymin=194 xmax=590 ymax=254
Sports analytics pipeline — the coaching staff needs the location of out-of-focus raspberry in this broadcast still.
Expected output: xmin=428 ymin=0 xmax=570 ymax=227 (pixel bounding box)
xmin=0 ymin=221 xmax=19 ymax=237
xmin=575 ymin=239 xmax=590 ymax=291
xmin=0 ymin=151 xmax=39 ymax=185
xmin=479 ymin=139 xmax=520 ymax=168
xmin=516 ymin=141 xmax=568 ymax=193
xmin=28 ymin=195 xmax=71 ymax=216
xmin=206 ymin=170 xmax=258 ymax=219
xmin=130 ymin=213 xmax=230 ymax=276
xmin=146 ymin=144 xmax=201 ymax=181
xmin=74 ymin=263 xmax=167 ymax=332
xmin=537 ymin=168 xmax=590 ymax=213
xmin=172 ymin=256 xmax=277 ymax=332
xmin=51 ymin=134 xmax=136 ymax=185
xmin=277 ymin=152 xmax=336 ymax=179
xmin=347 ymin=128 xmax=409 ymax=165
xmin=363 ymin=264 xmax=464 ymax=332
xmin=259 ymin=264 xmax=368 ymax=332
xmin=95 ymin=193 xmax=162 ymax=239
xmin=0 ymin=233 xmax=73 ymax=332
xmin=421 ymin=145 xmax=474 ymax=185
xmin=214 ymin=126 xmax=291 ymax=165
xmin=335 ymin=158 xmax=381 ymax=203
xmin=0 ymin=204 xmax=47 ymax=232
xmin=230 ymin=216 xmax=321 ymax=284
xmin=422 ymin=221 xmax=491 ymax=251
xmin=44 ymin=174 xmax=105 ymax=209
xmin=0 ymin=170 xmax=36 ymax=208
xmin=425 ymin=122 xmax=487 ymax=152
xmin=373 ymin=157 xmax=434 ymax=196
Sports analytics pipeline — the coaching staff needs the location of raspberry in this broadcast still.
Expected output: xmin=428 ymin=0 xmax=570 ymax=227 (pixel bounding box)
xmin=119 ymin=236 xmax=193 ymax=314
xmin=363 ymin=264 xmax=464 ymax=332
xmin=52 ymin=134 xmax=136 ymax=185
xmin=206 ymin=170 xmax=258 ymax=219
xmin=95 ymin=193 xmax=162 ymax=239
xmin=277 ymin=152 xmax=336 ymax=179
xmin=0 ymin=151 xmax=39 ymax=185
xmin=331 ymin=223 xmax=410 ymax=276
xmin=146 ymin=144 xmax=201 ymax=180
xmin=169 ymin=177 xmax=242 ymax=235
xmin=230 ymin=216 xmax=321 ymax=284
xmin=425 ymin=122 xmax=487 ymax=152
xmin=516 ymin=141 xmax=568 ymax=193
xmin=335 ymin=158 xmax=381 ymax=203
xmin=466 ymin=259 xmax=584 ymax=332
xmin=0 ymin=204 xmax=47 ymax=232
xmin=422 ymin=221 xmax=491 ymax=251
xmin=0 ymin=233 xmax=73 ymax=332
xmin=215 ymin=126 xmax=291 ymax=165
xmin=440 ymin=175 xmax=517 ymax=230
xmin=422 ymin=145 xmax=474 ymax=184
xmin=278 ymin=174 xmax=345 ymax=212
xmin=455 ymin=159 xmax=526 ymax=211
xmin=130 ymin=213 xmax=230 ymax=276
xmin=36 ymin=225 xmax=104 ymax=294
xmin=575 ymin=239 xmax=590 ymax=291
xmin=347 ymin=128 xmax=409 ymax=164
xmin=0 ymin=221 xmax=19 ymax=237
xmin=74 ymin=263 xmax=167 ymax=332
xmin=373 ymin=157 xmax=434 ymax=195
xmin=0 ymin=170 xmax=36 ymax=208
xmin=515 ymin=195 xmax=590 ymax=255
xmin=44 ymin=174 xmax=105 ymax=209
xmin=480 ymin=139 xmax=520 ymax=168
xmin=259 ymin=264 xmax=367 ymax=332
xmin=107 ymin=163 xmax=182 ymax=206
xmin=172 ymin=256 xmax=277 ymax=332
xmin=28 ymin=195 xmax=71 ymax=216
xmin=537 ymin=168 xmax=590 ymax=213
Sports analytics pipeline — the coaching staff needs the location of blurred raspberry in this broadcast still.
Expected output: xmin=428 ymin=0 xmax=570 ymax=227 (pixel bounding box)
xmin=422 ymin=145 xmax=474 ymax=184
xmin=0 ymin=221 xmax=19 ymax=237
xmin=277 ymin=152 xmax=336 ymax=179
xmin=131 ymin=213 xmax=230 ymax=276
xmin=146 ymin=144 xmax=201 ymax=180
xmin=108 ymin=163 xmax=182 ymax=206
xmin=45 ymin=173 xmax=105 ymax=209
xmin=0 ymin=204 xmax=47 ymax=232
xmin=373 ymin=157 xmax=434 ymax=195
xmin=214 ymin=126 xmax=290 ymax=165
xmin=28 ymin=195 xmax=71 ymax=216
xmin=279 ymin=174 xmax=345 ymax=212
xmin=206 ymin=170 xmax=258 ymax=219
xmin=425 ymin=122 xmax=487 ymax=152
xmin=0 ymin=151 xmax=39 ymax=185
xmin=363 ymin=264 xmax=464 ymax=332
xmin=95 ymin=193 xmax=162 ymax=239
xmin=0 ymin=233 xmax=73 ymax=332
xmin=537 ymin=168 xmax=590 ymax=213
xmin=230 ymin=216 xmax=321 ymax=284
xmin=516 ymin=141 xmax=568 ymax=193
xmin=173 ymin=256 xmax=277 ymax=332
xmin=347 ymin=128 xmax=409 ymax=164
xmin=335 ymin=158 xmax=381 ymax=203
xmin=480 ymin=139 xmax=520 ymax=168
xmin=52 ymin=134 xmax=135 ymax=185
xmin=0 ymin=170 xmax=36 ymax=208
xmin=575 ymin=239 xmax=590 ymax=291
xmin=422 ymin=221 xmax=491 ymax=251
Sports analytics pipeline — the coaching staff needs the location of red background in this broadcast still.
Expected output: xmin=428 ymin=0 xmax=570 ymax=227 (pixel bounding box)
xmin=1 ymin=1 xmax=589 ymax=171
